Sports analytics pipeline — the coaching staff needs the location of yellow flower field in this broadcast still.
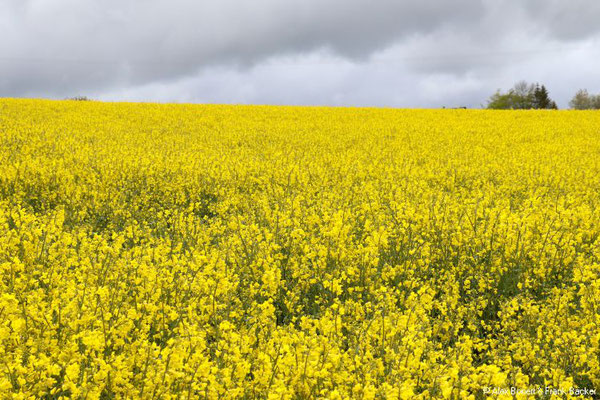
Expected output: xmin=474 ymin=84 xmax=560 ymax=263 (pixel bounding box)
xmin=1 ymin=98 xmax=599 ymax=399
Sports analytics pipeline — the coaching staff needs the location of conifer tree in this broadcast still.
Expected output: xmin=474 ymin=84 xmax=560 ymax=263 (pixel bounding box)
xmin=533 ymin=85 xmax=552 ymax=109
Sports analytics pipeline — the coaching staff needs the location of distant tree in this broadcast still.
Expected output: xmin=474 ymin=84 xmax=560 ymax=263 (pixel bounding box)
xmin=487 ymin=81 xmax=557 ymax=109
xmin=486 ymin=90 xmax=513 ymax=109
xmin=533 ymin=84 xmax=552 ymax=109
xmin=511 ymin=81 xmax=536 ymax=109
xmin=569 ymin=89 xmax=600 ymax=110
xmin=67 ymin=96 xmax=91 ymax=101
xmin=569 ymin=89 xmax=592 ymax=109
xmin=486 ymin=81 xmax=533 ymax=109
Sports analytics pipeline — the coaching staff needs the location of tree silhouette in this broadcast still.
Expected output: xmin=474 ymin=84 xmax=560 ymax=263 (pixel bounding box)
xmin=533 ymin=85 xmax=552 ymax=109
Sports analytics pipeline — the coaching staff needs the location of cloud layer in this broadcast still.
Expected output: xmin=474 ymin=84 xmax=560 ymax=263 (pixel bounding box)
xmin=1 ymin=0 xmax=599 ymax=107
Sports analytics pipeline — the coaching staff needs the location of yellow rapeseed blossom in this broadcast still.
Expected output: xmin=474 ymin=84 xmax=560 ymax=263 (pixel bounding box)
xmin=0 ymin=99 xmax=599 ymax=398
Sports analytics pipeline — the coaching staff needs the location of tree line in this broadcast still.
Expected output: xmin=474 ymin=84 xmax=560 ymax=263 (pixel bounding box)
xmin=486 ymin=81 xmax=600 ymax=110
xmin=568 ymin=89 xmax=600 ymax=110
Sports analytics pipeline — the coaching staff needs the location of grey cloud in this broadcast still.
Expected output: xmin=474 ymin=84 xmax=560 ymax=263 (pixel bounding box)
xmin=0 ymin=0 xmax=599 ymax=107
xmin=2 ymin=0 xmax=484 ymax=95
xmin=520 ymin=0 xmax=600 ymax=40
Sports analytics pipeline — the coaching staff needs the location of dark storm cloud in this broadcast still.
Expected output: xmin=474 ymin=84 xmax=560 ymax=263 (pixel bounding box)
xmin=0 ymin=0 xmax=599 ymax=106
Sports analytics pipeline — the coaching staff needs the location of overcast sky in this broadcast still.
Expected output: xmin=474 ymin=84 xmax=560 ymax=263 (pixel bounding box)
xmin=1 ymin=0 xmax=599 ymax=108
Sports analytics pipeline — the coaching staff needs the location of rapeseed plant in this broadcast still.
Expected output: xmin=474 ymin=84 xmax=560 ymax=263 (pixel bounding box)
xmin=0 ymin=99 xmax=599 ymax=398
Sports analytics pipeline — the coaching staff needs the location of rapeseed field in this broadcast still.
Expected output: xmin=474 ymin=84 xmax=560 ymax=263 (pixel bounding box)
xmin=1 ymin=99 xmax=599 ymax=399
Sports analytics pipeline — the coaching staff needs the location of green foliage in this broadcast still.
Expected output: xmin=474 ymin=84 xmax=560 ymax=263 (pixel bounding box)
xmin=487 ymin=81 xmax=558 ymax=110
xmin=569 ymin=89 xmax=600 ymax=110
xmin=532 ymin=85 xmax=557 ymax=109
xmin=486 ymin=91 xmax=515 ymax=110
